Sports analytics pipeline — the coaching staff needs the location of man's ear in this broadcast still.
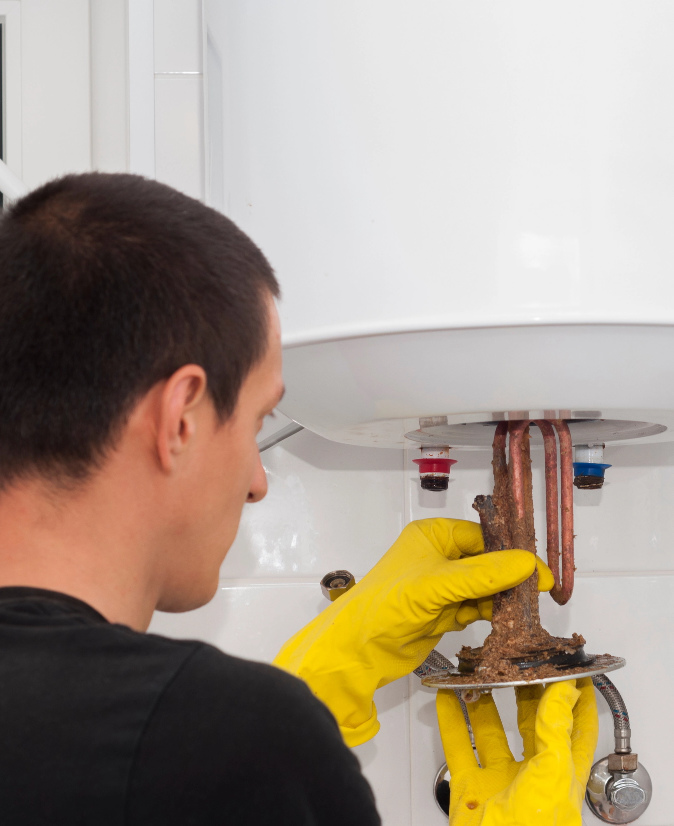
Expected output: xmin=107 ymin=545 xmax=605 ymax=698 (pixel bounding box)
xmin=156 ymin=365 xmax=208 ymax=473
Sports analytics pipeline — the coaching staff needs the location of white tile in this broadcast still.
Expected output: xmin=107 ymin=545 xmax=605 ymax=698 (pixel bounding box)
xmin=409 ymin=674 xmax=453 ymax=826
xmin=154 ymin=75 xmax=205 ymax=200
xmin=149 ymin=581 xmax=324 ymax=661
xmin=542 ymin=575 xmax=674 ymax=826
xmin=20 ymin=0 xmax=91 ymax=188
xmin=91 ymin=0 xmax=129 ymax=171
xmin=353 ymin=679 xmax=412 ymax=826
xmin=222 ymin=428 xmax=403 ymax=579
xmin=154 ymin=0 xmax=202 ymax=74
xmin=407 ymin=441 xmax=674 ymax=575
xmin=408 ymin=575 xmax=674 ymax=826
xmin=546 ymin=575 xmax=673 ymax=825
xmin=572 ymin=441 xmax=674 ymax=574
xmin=128 ymin=0 xmax=156 ymax=177
xmin=407 ymin=447 xmax=493 ymax=525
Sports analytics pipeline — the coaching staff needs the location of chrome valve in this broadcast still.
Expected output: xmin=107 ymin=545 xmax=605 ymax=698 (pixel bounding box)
xmin=586 ymin=756 xmax=652 ymax=823
xmin=610 ymin=776 xmax=646 ymax=811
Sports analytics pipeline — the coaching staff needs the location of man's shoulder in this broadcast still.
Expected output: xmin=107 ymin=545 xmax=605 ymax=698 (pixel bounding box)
xmin=72 ymin=619 xmax=321 ymax=726
xmin=144 ymin=632 xmax=327 ymax=723
xmin=128 ymin=635 xmax=380 ymax=826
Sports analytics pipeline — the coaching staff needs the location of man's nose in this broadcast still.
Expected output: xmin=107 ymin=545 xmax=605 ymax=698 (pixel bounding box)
xmin=247 ymin=452 xmax=268 ymax=503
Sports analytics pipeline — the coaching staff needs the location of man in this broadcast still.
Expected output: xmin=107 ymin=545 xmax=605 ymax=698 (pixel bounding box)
xmin=0 ymin=172 xmax=594 ymax=824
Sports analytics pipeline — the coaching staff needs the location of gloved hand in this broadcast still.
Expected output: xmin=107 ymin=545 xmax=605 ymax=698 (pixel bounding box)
xmin=437 ymin=678 xmax=598 ymax=825
xmin=274 ymin=517 xmax=554 ymax=747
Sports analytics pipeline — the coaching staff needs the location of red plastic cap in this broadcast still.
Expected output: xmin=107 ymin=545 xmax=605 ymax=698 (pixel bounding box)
xmin=412 ymin=458 xmax=458 ymax=474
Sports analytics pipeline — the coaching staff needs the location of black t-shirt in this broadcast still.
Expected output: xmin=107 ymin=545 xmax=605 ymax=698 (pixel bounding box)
xmin=0 ymin=587 xmax=381 ymax=825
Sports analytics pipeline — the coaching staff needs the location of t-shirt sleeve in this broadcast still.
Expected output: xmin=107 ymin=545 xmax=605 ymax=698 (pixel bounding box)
xmin=125 ymin=644 xmax=381 ymax=826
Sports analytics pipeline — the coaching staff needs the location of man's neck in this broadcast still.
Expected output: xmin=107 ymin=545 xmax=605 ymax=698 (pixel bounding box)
xmin=0 ymin=473 xmax=163 ymax=631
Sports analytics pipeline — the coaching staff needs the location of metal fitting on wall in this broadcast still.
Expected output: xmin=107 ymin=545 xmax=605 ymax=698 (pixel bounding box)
xmin=320 ymin=570 xmax=356 ymax=601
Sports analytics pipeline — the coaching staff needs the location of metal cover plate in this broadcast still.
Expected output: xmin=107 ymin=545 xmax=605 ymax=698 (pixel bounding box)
xmin=421 ymin=654 xmax=625 ymax=691
xmin=405 ymin=420 xmax=665 ymax=448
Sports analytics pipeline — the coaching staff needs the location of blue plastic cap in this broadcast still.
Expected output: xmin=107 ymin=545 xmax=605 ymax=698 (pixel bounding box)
xmin=572 ymin=462 xmax=612 ymax=479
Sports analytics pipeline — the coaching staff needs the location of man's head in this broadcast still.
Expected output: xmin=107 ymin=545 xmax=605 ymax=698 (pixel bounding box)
xmin=0 ymin=173 xmax=283 ymax=619
xmin=0 ymin=172 xmax=279 ymax=489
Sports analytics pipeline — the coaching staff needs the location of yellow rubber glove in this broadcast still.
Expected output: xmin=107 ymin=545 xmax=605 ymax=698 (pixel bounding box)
xmin=437 ymin=678 xmax=598 ymax=825
xmin=274 ymin=517 xmax=554 ymax=747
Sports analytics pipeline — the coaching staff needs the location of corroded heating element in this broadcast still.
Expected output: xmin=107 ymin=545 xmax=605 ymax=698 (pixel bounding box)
xmin=421 ymin=417 xmax=625 ymax=690
xmin=456 ymin=419 xmax=588 ymax=679
xmin=512 ymin=420 xmax=575 ymax=605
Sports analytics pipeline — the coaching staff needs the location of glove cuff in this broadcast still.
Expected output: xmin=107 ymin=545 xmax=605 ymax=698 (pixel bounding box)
xmin=340 ymin=713 xmax=380 ymax=748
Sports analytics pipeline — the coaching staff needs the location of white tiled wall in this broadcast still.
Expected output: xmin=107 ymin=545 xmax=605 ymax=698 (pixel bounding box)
xmin=151 ymin=429 xmax=674 ymax=825
xmin=403 ymin=445 xmax=674 ymax=825
xmin=1 ymin=0 xmax=92 ymax=190
xmin=154 ymin=0 xmax=202 ymax=74
xmin=153 ymin=0 xmax=204 ymax=200
xmin=146 ymin=6 xmax=674 ymax=825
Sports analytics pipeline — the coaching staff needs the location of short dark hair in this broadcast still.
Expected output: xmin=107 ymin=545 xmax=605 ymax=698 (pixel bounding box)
xmin=0 ymin=172 xmax=279 ymax=489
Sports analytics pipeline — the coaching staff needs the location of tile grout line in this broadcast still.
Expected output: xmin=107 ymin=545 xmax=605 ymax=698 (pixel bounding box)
xmin=401 ymin=447 xmax=415 ymax=825
xmin=216 ymin=569 xmax=674 ymax=589
xmin=575 ymin=569 xmax=674 ymax=578
xmin=405 ymin=674 xmax=414 ymax=826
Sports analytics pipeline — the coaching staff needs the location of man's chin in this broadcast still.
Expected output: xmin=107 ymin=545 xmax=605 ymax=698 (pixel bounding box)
xmin=155 ymin=577 xmax=219 ymax=614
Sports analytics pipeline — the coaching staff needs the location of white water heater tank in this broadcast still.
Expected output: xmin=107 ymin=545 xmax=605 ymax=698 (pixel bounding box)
xmin=205 ymin=1 xmax=674 ymax=447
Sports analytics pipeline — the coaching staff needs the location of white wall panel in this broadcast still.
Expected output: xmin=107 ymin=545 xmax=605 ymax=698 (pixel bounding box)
xmin=411 ymin=575 xmax=674 ymax=826
xmin=20 ymin=0 xmax=91 ymax=188
xmin=90 ymin=0 xmax=128 ymax=172
xmin=225 ymin=429 xmax=403 ymax=579
xmin=128 ymin=0 xmax=155 ymax=178
xmin=407 ymin=442 xmax=674 ymax=574
xmin=154 ymin=0 xmax=202 ymax=74
xmin=154 ymin=75 xmax=204 ymax=200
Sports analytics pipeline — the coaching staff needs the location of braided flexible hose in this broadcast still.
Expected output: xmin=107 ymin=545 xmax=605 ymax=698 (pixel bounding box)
xmin=592 ymin=673 xmax=631 ymax=753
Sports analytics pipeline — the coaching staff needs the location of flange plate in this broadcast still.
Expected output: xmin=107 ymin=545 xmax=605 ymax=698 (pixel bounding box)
xmin=405 ymin=419 xmax=665 ymax=448
xmin=421 ymin=654 xmax=625 ymax=691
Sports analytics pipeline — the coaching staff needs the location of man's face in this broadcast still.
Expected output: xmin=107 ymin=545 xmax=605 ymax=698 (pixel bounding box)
xmin=158 ymin=297 xmax=284 ymax=612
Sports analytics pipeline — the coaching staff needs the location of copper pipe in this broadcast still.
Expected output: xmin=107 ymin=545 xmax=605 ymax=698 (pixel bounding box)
xmin=508 ymin=421 xmax=529 ymax=524
xmin=505 ymin=418 xmax=575 ymax=604
xmin=533 ymin=420 xmax=561 ymax=593
xmin=493 ymin=421 xmax=507 ymax=456
xmin=551 ymin=419 xmax=574 ymax=605
xmin=492 ymin=422 xmax=508 ymax=491
xmin=495 ymin=418 xmax=575 ymax=604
